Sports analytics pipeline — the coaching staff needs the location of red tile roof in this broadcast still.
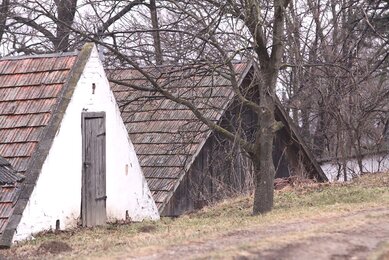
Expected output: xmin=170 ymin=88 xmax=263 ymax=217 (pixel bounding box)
xmin=0 ymin=53 xmax=78 ymax=175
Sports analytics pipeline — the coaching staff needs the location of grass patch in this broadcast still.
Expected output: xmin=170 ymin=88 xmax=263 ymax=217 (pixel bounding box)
xmin=4 ymin=172 xmax=389 ymax=259
xmin=276 ymin=185 xmax=387 ymax=209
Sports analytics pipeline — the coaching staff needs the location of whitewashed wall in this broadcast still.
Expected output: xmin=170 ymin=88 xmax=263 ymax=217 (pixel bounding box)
xmin=321 ymin=153 xmax=389 ymax=182
xmin=14 ymin=46 xmax=159 ymax=242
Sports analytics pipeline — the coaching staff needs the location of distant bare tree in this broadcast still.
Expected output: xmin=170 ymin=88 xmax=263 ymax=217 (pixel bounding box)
xmin=281 ymin=0 xmax=389 ymax=180
xmin=90 ymin=0 xmax=291 ymax=214
xmin=0 ymin=0 xmax=79 ymax=53
xmin=0 ymin=0 xmax=9 ymax=44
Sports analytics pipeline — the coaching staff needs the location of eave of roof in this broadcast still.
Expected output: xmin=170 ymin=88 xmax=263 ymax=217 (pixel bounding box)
xmin=0 ymin=51 xmax=78 ymax=61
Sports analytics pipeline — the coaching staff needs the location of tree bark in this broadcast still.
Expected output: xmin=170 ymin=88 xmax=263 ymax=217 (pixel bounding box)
xmin=312 ymin=103 xmax=327 ymax=157
xmin=252 ymin=91 xmax=276 ymax=214
xmin=251 ymin=0 xmax=288 ymax=214
xmin=0 ymin=0 xmax=9 ymax=44
xmin=149 ymin=0 xmax=163 ymax=65
xmin=253 ymin=158 xmax=275 ymax=214
xmin=55 ymin=0 xmax=77 ymax=51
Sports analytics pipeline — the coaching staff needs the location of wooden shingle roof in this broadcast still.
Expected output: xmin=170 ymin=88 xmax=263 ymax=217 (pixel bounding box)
xmin=0 ymin=53 xmax=78 ymax=175
xmin=0 ymin=157 xmax=22 ymax=237
xmin=110 ymin=63 xmax=252 ymax=212
xmin=0 ymin=52 xmax=79 ymax=239
xmin=0 ymin=43 xmax=95 ymax=247
xmin=111 ymin=62 xmax=328 ymax=214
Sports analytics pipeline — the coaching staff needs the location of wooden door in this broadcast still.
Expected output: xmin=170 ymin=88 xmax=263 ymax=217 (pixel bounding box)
xmin=81 ymin=112 xmax=107 ymax=227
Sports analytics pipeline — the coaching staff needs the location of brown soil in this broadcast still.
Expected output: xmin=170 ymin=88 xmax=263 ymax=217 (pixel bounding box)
xmin=36 ymin=241 xmax=72 ymax=255
xmin=134 ymin=207 xmax=389 ymax=260
xmin=138 ymin=224 xmax=157 ymax=233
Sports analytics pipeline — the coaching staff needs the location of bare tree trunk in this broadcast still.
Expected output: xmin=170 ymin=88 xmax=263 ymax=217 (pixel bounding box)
xmin=250 ymin=0 xmax=288 ymax=214
xmin=252 ymin=90 xmax=276 ymax=214
xmin=0 ymin=0 xmax=9 ymax=43
xmin=149 ymin=0 xmax=163 ymax=65
xmin=313 ymin=103 xmax=327 ymax=157
xmin=339 ymin=127 xmax=348 ymax=182
xmin=252 ymin=155 xmax=275 ymax=214
xmin=55 ymin=0 xmax=77 ymax=51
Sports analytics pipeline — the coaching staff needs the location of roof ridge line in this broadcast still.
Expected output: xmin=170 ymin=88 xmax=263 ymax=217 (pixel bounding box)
xmin=0 ymin=51 xmax=79 ymax=61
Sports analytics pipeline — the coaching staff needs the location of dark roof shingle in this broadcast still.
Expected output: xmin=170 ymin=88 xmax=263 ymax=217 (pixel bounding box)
xmin=0 ymin=156 xmax=23 ymax=184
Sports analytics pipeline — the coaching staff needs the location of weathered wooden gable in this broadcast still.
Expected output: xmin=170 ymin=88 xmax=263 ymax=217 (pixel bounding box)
xmin=110 ymin=62 xmax=327 ymax=215
xmin=110 ymin=63 xmax=251 ymax=212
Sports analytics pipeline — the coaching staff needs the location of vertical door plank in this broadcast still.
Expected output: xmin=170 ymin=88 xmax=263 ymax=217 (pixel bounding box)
xmin=82 ymin=112 xmax=107 ymax=227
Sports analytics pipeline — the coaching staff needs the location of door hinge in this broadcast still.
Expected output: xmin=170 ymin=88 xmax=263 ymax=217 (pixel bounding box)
xmin=95 ymin=195 xmax=107 ymax=201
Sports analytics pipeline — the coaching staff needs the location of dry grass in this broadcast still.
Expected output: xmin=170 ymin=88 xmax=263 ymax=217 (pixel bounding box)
xmin=3 ymin=172 xmax=389 ymax=259
xmin=372 ymin=242 xmax=389 ymax=260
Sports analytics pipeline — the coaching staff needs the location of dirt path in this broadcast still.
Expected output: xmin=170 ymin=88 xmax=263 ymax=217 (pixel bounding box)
xmin=135 ymin=207 xmax=389 ymax=259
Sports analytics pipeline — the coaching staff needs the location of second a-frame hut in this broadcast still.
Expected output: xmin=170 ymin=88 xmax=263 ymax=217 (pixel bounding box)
xmin=110 ymin=62 xmax=328 ymax=216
